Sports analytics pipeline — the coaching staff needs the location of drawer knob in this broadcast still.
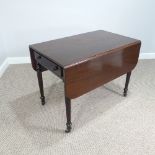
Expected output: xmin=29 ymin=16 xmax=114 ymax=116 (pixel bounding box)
xmin=53 ymin=66 xmax=58 ymax=71
xmin=37 ymin=56 xmax=41 ymax=59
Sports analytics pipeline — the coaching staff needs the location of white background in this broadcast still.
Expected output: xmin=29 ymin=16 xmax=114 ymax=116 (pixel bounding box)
xmin=0 ymin=0 xmax=155 ymax=65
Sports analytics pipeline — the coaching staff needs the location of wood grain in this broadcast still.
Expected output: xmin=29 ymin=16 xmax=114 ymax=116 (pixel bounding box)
xmin=64 ymin=42 xmax=141 ymax=99
xmin=29 ymin=30 xmax=140 ymax=68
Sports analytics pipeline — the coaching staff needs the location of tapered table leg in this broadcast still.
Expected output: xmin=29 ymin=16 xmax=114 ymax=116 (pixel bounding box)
xmin=37 ymin=64 xmax=45 ymax=105
xmin=65 ymin=97 xmax=72 ymax=133
xmin=123 ymin=71 xmax=131 ymax=97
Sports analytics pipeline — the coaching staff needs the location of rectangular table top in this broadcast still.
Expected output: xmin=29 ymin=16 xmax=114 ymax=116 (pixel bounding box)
xmin=29 ymin=30 xmax=140 ymax=68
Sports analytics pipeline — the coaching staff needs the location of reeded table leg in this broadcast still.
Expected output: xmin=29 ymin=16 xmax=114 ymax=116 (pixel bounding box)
xmin=123 ymin=71 xmax=131 ymax=97
xmin=65 ymin=97 xmax=72 ymax=133
xmin=37 ymin=64 xmax=45 ymax=105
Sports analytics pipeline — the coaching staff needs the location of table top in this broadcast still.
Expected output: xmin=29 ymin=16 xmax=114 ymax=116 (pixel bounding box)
xmin=30 ymin=30 xmax=140 ymax=67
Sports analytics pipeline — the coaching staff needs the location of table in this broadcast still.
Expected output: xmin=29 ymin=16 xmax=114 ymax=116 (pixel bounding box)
xmin=29 ymin=30 xmax=141 ymax=132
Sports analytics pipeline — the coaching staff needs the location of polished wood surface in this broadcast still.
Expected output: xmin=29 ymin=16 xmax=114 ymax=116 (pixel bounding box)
xmin=29 ymin=30 xmax=141 ymax=132
xmin=64 ymin=42 xmax=141 ymax=99
xmin=29 ymin=30 xmax=140 ymax=67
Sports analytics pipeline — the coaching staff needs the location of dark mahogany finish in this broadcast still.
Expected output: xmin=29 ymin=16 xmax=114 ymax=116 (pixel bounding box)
xmin=124 ymin=72 xmax=131 ymax=97
xmin=29 ymin=30 xmax=141 ymax=132
xmin=64 ymin=43 xmax=140 ymax=99
xmin=36 ymin=64 xmax=45 ymax=105
xmin=65 ymin=97 xmax=72 ymax=133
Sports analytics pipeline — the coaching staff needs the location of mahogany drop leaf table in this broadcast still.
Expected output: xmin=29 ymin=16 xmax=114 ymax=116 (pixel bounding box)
xmin=29 ymin=30 xmax=141 ymax=133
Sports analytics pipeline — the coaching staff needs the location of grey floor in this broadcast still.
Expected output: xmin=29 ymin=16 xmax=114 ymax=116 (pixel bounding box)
xmin=0 ymin=60 xmax=155 ymax=155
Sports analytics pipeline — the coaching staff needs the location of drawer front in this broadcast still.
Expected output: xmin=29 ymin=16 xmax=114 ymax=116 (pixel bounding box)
xmin=34 ymin=52 xmax=63 ymax=78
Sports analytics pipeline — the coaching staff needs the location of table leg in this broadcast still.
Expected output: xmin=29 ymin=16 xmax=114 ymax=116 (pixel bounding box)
xmin=37 ymin=64 xmax=45 ymax=105
xmin=123 ymin=71 xmax=131 ymax=97
xmin=65 ymin=97 xmax=72 ymax=133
